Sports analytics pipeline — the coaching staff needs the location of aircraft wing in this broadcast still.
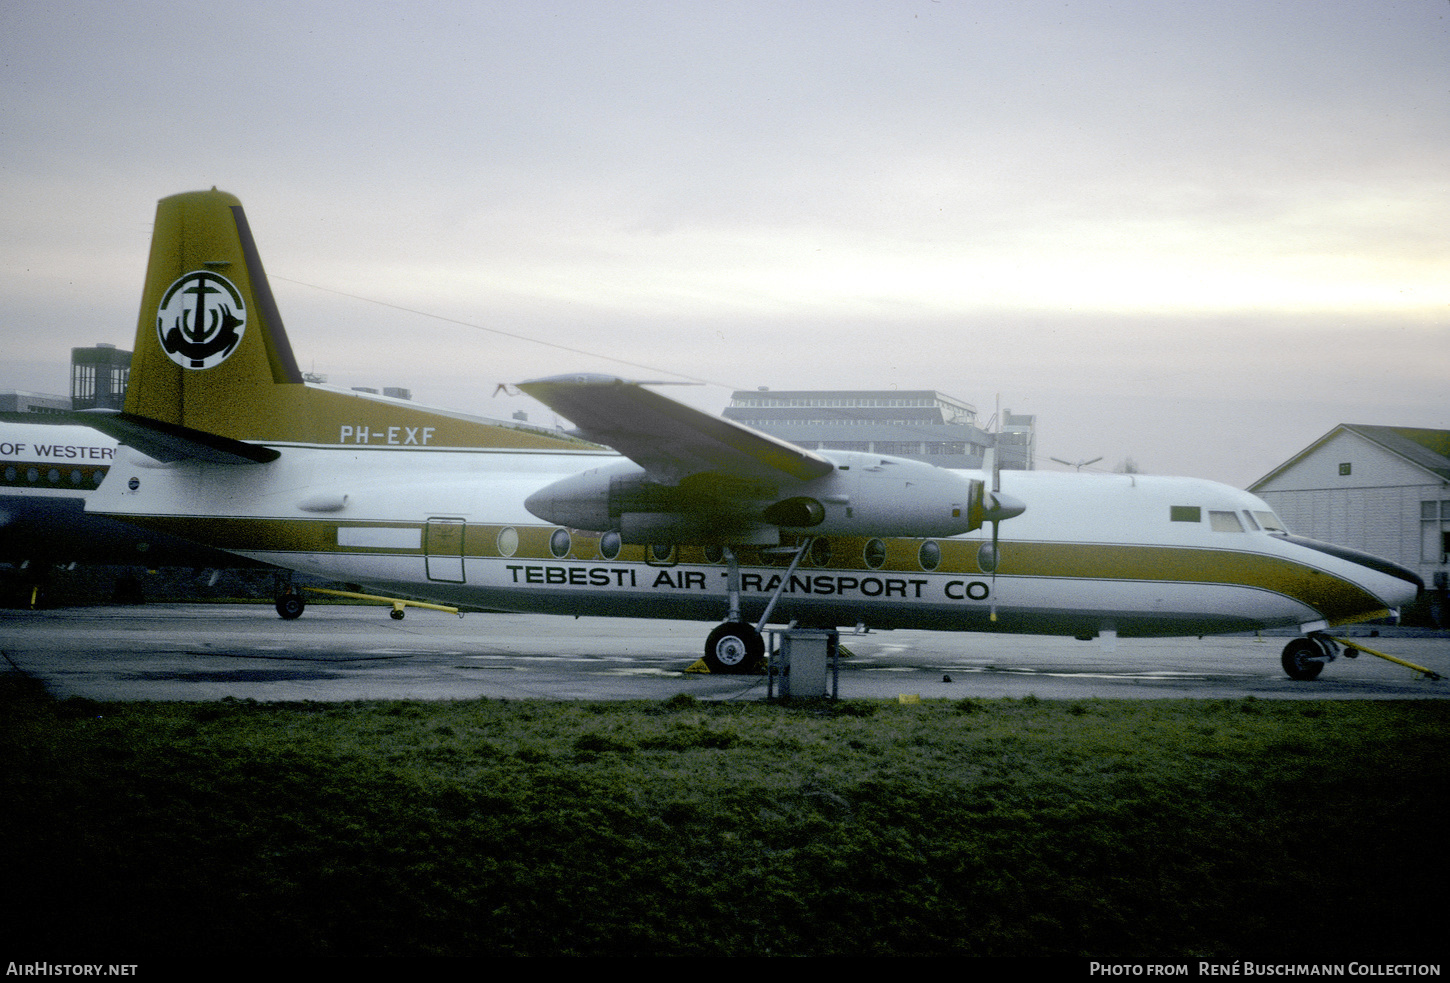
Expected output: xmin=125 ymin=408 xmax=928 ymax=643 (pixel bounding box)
xmin=517 ymin=374 xmax=834 ymax=485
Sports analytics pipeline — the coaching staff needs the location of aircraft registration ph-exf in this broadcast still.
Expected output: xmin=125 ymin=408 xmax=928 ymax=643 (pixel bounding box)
xmin=83 ymin=189 xmax=1423 ymax=680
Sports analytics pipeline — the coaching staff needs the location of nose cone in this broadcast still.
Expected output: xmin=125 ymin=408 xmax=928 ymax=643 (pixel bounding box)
xmin=1280 ymin=534 xmax=1422 ymax=591
xmin=1277 ymin=533 xmax=1423 ymax=616
xmin=522 ymin=486 xmax=554 ymax=524
xmin=1373 ymin=565 xmax=1422 ymax=617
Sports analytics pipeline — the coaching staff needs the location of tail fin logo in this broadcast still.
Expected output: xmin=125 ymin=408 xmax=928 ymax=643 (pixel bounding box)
xmin=156 ymin=270 xmax=247 ymax=369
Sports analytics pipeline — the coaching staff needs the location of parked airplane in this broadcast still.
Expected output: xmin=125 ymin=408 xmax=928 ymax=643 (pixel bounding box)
xmin=82 ymin=189 xmax=1422 ymax=679
xmin=0 ymin=416 xmax=268 ymax=602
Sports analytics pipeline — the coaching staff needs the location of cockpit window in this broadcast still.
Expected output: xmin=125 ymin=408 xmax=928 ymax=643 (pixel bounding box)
xmin=1170 ymin=506 xmax=1201 ymax=523
xmin=1242 ymin=511 xmax=1260 ymax=530
xmin=1252 ymin=510 xmax=1287 ymax=532
xmin=1209 ymin=510 xmax=1245 ymax=532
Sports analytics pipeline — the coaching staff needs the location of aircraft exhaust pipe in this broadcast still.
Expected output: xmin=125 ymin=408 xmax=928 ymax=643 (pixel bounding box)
xmin=762 ymin=496 xmax=826 ymax=528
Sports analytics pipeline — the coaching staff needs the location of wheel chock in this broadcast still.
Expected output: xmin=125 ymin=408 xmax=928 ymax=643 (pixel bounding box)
xmin=685 ymin=658 xmax=767 ymax=674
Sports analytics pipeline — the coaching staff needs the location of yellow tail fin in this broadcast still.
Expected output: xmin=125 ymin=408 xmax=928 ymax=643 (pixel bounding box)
xmin=122 ymin=189 xmax=580 ymax=451
xmin=126 ymin=189 xmax=301 ymax=436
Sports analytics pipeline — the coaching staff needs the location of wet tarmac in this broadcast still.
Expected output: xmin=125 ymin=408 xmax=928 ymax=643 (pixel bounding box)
xmin=3 ymin=603 xmax=1447 ymax=703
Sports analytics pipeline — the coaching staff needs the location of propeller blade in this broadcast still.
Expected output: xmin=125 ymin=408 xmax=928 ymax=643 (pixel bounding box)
xmin=990 ymin=517 xmax=999 ymax=622
xmin=981 ymin=492 xmax=1023 ymax=623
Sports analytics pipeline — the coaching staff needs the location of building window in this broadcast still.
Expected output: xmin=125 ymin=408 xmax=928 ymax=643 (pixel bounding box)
xmin=1339 ymin=462 xmax=1352 ymax=476
xmin=1423 ymin=501 xmax=1450 ymax=564
xmin=72 ymin=363 xmax=95 ymax=402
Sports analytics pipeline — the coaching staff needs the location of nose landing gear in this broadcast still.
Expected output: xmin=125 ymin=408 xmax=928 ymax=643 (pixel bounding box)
xmin=700 ymin=539 xmax=812 ymax=674
xmin=1281 ymin=631 xmax=1443 ymax=681
xmin=1281 ymin=636 xmax=1331 ymax=681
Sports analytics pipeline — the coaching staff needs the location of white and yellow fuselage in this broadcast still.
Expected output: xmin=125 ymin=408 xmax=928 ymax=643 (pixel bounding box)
xmin=90 ymin=427 xmax=1418 ymax=639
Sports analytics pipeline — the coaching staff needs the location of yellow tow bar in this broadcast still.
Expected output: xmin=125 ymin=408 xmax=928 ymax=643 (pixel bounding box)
xmin=303 ymin=586 xmax=462 ymax=620
xmin=1330 ymin=636 xmax=1443 ymax=681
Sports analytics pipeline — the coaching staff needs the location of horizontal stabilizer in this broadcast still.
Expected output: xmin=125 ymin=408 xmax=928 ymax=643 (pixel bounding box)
xmin=75 ymin=410 xmax=280 ymax=465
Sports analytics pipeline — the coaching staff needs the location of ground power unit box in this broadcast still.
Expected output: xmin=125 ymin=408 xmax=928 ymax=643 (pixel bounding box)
xmin=773 ymin=628 xmax=839 ymax=699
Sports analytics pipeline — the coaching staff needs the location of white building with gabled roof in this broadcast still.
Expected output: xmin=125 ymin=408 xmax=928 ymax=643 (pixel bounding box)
xmin=1249 ymin=425 xmax=1450 ymax=624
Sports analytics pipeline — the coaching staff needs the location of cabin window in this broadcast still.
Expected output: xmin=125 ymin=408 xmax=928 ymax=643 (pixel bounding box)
xmin=1252 ymin=511 xmax=1287 ymax=533
xmin=600 ymin=531 xmax=622 ymax=561
xmin=864 ymin=538 xmax=887 ymax=569
xmin=1170 ymin=506 xmax=1201 ymax=523
xmin=918 ymin=540 xmax=941 ymax=571
xmin=977 ymin=541 xmax=1000 ymax=574
xmin=809 ymin=538 xmax=832 ymax=567
xmin=497 ymin=527 xmax=519 ymax=557
xmin=1209 ymin=510 xmax=1245 ymax=532
xmin=549 ymin=529 xmax=573 ymax=558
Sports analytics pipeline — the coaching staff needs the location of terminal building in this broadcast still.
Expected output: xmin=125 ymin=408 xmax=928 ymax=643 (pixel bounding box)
xmin=70 ymin=343 xmax=131 ymax=411
xmin=1 ymin=343 xmax=133 ymax=416
xmin=721 ymin=389 xmax=1035 ymax=471
xmin=0 ymin=391 xmax=71 ymax=415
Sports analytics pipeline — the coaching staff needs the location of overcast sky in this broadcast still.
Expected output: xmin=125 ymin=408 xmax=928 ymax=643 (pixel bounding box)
xmin=2 ymin=0 xmax=1446 ymax=487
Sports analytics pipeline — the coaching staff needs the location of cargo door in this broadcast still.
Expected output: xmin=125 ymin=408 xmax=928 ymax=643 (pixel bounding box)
xmin=425 ymin=517 xmax=465 ymax=583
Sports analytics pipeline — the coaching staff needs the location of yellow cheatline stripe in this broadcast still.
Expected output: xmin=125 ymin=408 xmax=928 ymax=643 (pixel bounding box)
xmin=102 ymin=513 xmax=1385 ymax=621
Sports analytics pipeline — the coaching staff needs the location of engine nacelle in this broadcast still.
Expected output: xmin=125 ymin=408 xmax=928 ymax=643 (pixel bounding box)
xmin=525 ymin=451 xmax=1013 ymax=545
xmin=812 ymin=451 xmax=987 ymax=538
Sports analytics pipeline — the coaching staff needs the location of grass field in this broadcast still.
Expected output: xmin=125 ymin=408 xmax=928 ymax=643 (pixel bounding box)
xmin=2 ymin=672 xmax=1447 ymax=958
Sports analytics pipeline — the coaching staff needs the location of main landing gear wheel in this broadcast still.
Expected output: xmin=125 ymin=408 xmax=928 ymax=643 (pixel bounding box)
xmin=704 ymin=621 xmax=765 ymax=674
xmin=1281 ymin=637 xmax=1325 ymax=681
xmin=275 ymin=591 xmax=305 ymax=620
